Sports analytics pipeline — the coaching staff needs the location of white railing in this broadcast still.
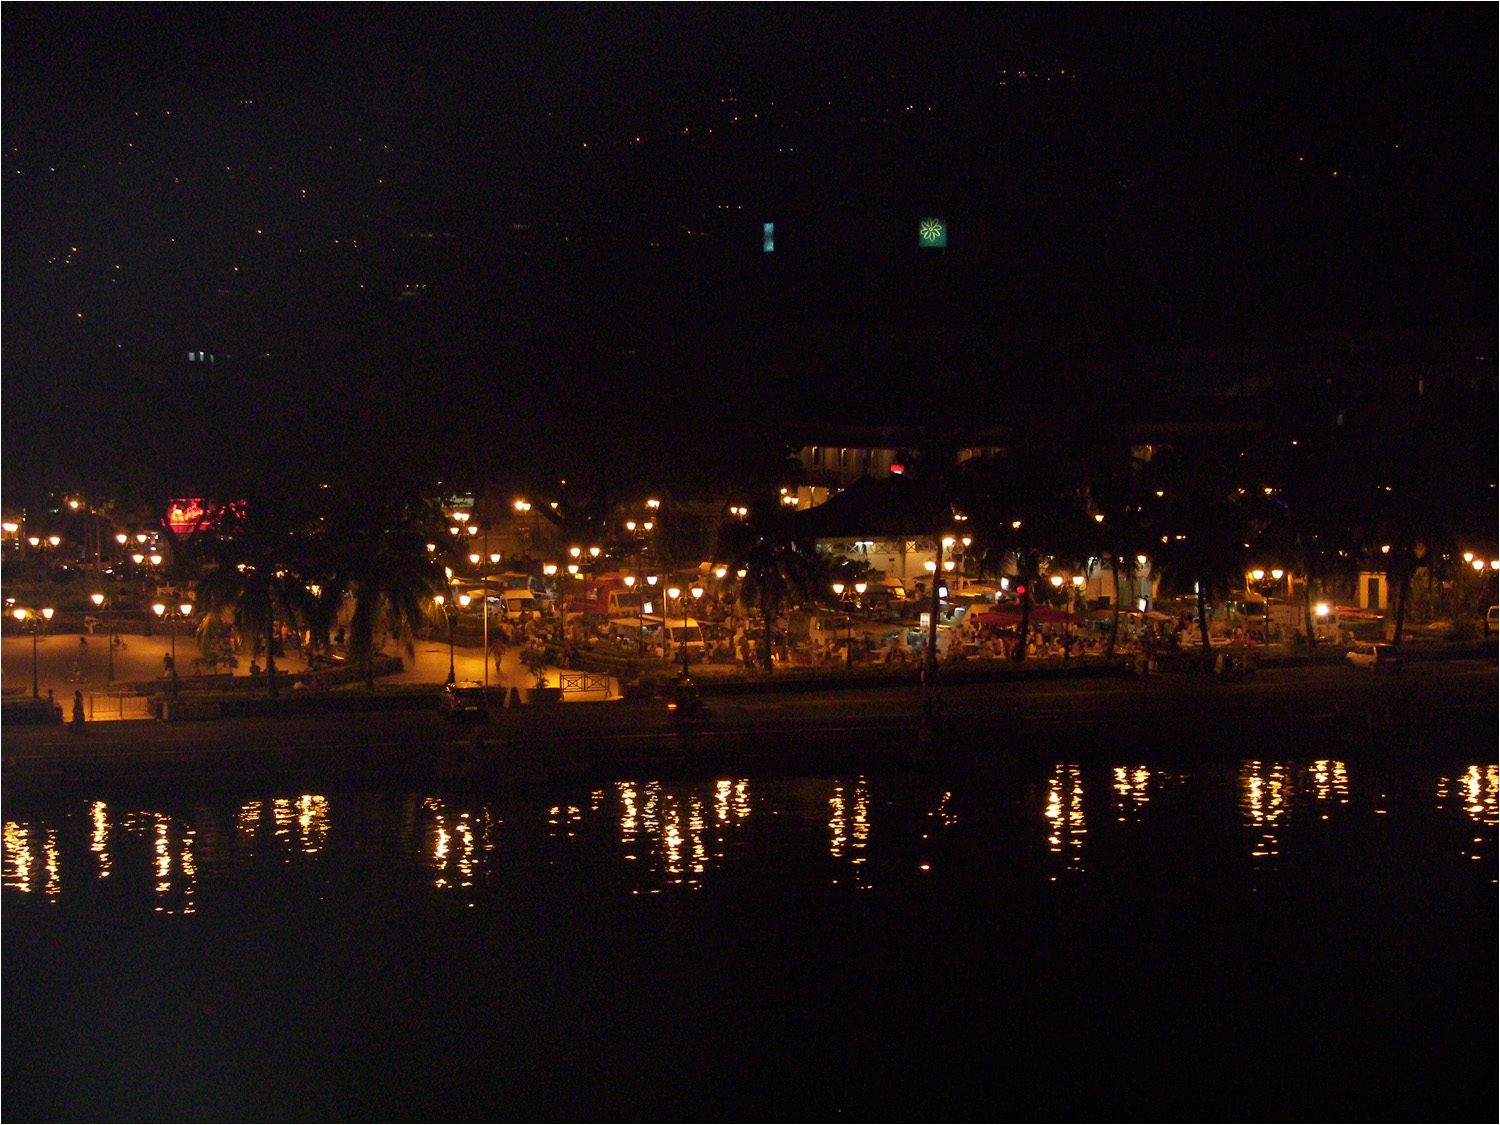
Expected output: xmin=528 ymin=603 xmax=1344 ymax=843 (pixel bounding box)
xmin=87 ymin=692 xmax=154 ymax=721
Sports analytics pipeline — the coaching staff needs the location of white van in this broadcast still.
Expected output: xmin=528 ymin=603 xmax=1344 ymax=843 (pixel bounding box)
xmin=500 ymin=589 xmax=539 ymax=621
xmin=614 ymin=615 xmax=706 ymax=658
xmin=646 ymin=615 xmax=706 ymax=658
xmin=786 ymin=610 xmax=850 ymax=649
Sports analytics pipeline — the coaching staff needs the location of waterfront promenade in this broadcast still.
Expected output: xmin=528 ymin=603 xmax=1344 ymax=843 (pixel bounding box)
xmin=0 ymin=629 xmax=604 ymax=719
xmin=4 ymin=655 xmax=1494 ymax=796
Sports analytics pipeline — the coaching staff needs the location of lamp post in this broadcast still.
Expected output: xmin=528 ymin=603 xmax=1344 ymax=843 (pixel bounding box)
xmin=458 ymin=593 xmax=472 ymax=683
xmin=91 ymin=593 xmax=114 ymax=684
xmin=434 ymin=594 xmax=455 ymax=685
xmin=690 ymin=584 xmax=704 ymax=677
xmin=622 ymin=574 xmax=637 ymax=645
xmin=645 ymin=574 xmax=658 ymax=650
xmin=568 ymin=546 xmax=583 ymax=641
xmin=924 ymin=554 xmax=940 ymax=671
xmin=833 ymin=583 xmax=848 ymax=668
xmin=1070 ymin=574 xmax=1085 ymax=662
xmin=151 ymin=601 xmax=193 ymax=695
xmin=714 ymin=566 xmax=729 ymax=658
xmin=12 ymin=606 xmax=55 ymax=698
xmin=920 ymin=536 xmax=947 ymax=740
xmin=479 ymin=531 xmax=500 ymax=688
xmin=842 ymin=581 xmax=867 ymax=669
xmin=543 ymin=563 xmax=559 ymax=642
xmin=667 ymin=586 xmax=682 ymax=675
xmin=1050 ymin=574 xmax=1067 ymax=662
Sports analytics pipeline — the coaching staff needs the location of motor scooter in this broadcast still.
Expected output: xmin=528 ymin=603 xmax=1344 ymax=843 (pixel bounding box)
xmin=667 ymin=676 xmax=710 ymax=731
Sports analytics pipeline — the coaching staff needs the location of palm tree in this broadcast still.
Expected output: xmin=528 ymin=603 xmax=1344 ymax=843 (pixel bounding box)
xmin=1082 ymin=441 xmax=1154 ymax=657
xmin=195 ymin=510 xmax=310 ymax=697
xmin=955 ymin=436 xmax=1095 ymax=662
xmin=714 ymin=498 xmax=819 ymax=674
xmin=1251 ymin=440 xmax=1361 ymax=650
xmin=1147 ymin=445 xmax=1254 ymax=664
xmin=327 ymin=497 xmax=444 ymax=689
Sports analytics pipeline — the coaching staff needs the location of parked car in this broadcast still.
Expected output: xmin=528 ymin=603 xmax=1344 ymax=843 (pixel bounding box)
xmin=439 ymin=680 xmax=489 ymax=719
xmin=1346 ymin=642 xmax=1400 ymax=673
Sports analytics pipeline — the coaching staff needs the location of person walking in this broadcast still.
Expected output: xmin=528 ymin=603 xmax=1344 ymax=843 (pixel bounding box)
xmin=71 ymin=689 xmax=86 ymax=732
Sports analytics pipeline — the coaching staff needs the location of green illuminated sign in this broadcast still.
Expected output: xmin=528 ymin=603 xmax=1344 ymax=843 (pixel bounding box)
xmin=918 ymin=218 xmax=948 ymax=248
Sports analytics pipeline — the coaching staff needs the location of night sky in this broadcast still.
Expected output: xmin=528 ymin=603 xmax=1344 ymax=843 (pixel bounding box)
xmin=3 ymin=6 xmax=1495 ymax=498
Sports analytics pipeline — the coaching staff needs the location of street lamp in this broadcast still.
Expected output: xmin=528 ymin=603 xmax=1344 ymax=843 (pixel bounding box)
xmin=667 ymin=586 xmax=682 ymax=674
xmin=690 ymin=591 xmax=702 ymax=678
xmin=458 ymin=593 xmax=474 ymax=685
xmin=91 ymin=592 xmax=116 ymax=684
xmin=622 ymin=574 xmax=637 ymax=645
xmin=151 ymin=601 xmax=193 ymax=694
xmin=12 ymin=606 xmax=55 ymax=697
xmin=850 ymin=581 xmax=867 ymax=668
xmin=664 ymin=584 xmax=703 ymax=679
xmin=1049 ymin=574 xmax=1067 ymax=660
xmin=831 ymin=582 xmax=857 ymax=670
xmin=543 ymin=562 xmax=561 ymax=642
xmin=434 ymin=594 xmax=455 ymax=685
xmin=1070 ymin=575 xmax=1086 ymax=661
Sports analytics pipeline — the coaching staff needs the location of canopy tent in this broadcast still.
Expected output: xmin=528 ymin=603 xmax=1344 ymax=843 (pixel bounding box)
xmin=975 ymin=606 xmax=1072 ymax=628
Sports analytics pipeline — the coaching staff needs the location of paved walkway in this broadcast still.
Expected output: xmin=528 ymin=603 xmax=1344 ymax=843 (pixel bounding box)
xmin=1 ymin=632 xmax=612 ymax=719
xmin=378 ymin=637 xmax=614 ymax=700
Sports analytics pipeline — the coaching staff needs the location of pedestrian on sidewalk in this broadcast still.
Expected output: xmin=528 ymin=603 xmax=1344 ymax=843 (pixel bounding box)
xmin=71 ymin=689 xmax=86 ymax=732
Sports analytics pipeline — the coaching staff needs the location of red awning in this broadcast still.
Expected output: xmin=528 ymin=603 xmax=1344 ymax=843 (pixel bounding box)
xmin=976 ymin=606 xmax=1072 ymax=627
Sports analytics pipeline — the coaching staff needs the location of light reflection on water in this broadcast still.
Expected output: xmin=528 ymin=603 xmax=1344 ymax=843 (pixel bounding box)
xmin=1436 ymin=764 xmax=1499 ymax=874
xmin=1045 ymin=764 xmax=1087 ymax=878
xmin=1242 ymin=761 xmax=1293 ymax=860
xmin=4 ymin=759 xmax=1496 ymax=905
xmin=1113 ymin=766 xmax=1153 ymax=822
xmin=1238 ymin=759 xmax=1358 ymax=865
xmin=90 ymin=800 xmax=110 ymax=879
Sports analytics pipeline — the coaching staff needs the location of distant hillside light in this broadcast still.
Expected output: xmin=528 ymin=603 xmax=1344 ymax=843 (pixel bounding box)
xmin=918 ymin=217 xmax=948 ymax=247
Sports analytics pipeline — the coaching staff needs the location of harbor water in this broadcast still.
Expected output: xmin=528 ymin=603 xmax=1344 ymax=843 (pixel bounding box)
xmin=5 ymin=750 xmax=1496 ymax=1120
